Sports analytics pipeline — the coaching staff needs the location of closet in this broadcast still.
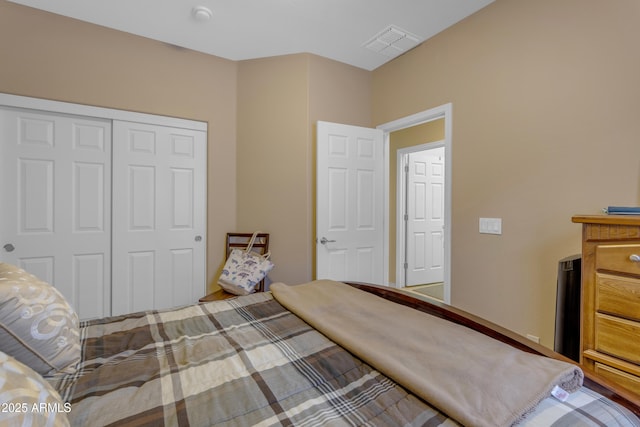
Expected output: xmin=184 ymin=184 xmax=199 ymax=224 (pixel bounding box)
xmin=0 ymin=94 xmax=207 ymax=320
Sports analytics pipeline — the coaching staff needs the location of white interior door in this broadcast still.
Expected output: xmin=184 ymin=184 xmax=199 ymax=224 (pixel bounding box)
xmin=316 ymin=121 xmax=384 ymax=284
xmin=405 ymin=147 xmax=445 ymax=285
xmin=111 ymin=120 xmax=206 ymax=315
xmin=0 ymin=107 xmax=112 ymax=319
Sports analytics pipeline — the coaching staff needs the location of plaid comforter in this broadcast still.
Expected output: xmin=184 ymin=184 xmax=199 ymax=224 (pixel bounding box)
xmin=49 ymin=292 xmax=640 ymax=426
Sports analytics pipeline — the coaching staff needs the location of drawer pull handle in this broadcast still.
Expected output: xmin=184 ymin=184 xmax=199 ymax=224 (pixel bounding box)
xmin=630 ymin=254 xmax=640 ymax=262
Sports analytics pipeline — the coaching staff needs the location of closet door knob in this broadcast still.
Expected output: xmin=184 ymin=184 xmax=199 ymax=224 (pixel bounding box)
xmin=3 ymin=243 xmax=15 ymax=252
xmin=630 ymin=254 xmax=640 ymax=262
xmin=195 ymin=235 xmax=202 ymax=242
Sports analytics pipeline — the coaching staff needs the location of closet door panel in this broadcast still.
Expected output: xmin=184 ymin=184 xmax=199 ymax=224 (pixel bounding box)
xmin=171 ymin=168 xmax=194 ymax=229
xmin=128 ymin=251 xmax=156 ymax=313
xmin=112 ymin=121 xmax=206 ymax=315
xmin=129 ymin=165 xmax=156 ymax=230
xmin=0 ymin=108 xmax=112 ymax=320
xmin=74 ymin=162 xmax=106 ymax=232
xmin=170 ymin=248 xmax=194 ymax=307
xmin=73 ymin=253 xmax=106 ymax=320
xmin=19 ymin=158 xmax=54 ymax=233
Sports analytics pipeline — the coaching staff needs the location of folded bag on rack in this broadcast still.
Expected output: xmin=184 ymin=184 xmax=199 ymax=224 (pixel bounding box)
xmin=218 ymin=232 xmax=275 ymax=295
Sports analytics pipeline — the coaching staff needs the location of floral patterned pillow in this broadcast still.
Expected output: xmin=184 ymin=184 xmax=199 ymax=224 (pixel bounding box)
xmin=0 ymin=263 xmax=80 ymax=376
xmin=0 ymin=350 xmax=70 ymax=426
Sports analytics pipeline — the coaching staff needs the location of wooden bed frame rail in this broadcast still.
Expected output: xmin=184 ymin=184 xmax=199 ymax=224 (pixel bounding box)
xmin=344 ymin=281 xmax=640 ymax=417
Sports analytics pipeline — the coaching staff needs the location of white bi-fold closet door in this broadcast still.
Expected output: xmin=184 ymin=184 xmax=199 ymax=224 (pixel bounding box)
xmin=0 ymin=100 xmax=206 ymax=320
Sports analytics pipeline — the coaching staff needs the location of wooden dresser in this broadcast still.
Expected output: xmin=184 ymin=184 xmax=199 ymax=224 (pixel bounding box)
xmin=572 ymin=215 xmax=640 ymax=395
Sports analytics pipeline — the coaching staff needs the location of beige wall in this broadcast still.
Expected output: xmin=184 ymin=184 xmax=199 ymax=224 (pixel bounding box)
xmin=373 ymin=0 xmax=640 ymax=345
xmin=236 ymin=54 xmax=371 ymax=285
xmin=236 ymin=55 xmax=310 ymax=285
xmin=0 ymin=1 xmax=238 ymax=291
xmin=388 ymin=120 xmax=445 ymax=282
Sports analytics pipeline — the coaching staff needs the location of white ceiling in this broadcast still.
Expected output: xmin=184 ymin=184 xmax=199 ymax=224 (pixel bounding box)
xmin=9 ymin=0 xmax=494 ymax=71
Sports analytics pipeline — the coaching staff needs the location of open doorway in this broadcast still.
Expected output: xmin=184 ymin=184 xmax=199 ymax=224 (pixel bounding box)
xmin=378 ymin=104 xmax=452 ymax=303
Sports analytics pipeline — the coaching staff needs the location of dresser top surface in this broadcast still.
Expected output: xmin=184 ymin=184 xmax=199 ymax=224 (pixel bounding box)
xmin=573 ymin=215 xmax=640 ymax=226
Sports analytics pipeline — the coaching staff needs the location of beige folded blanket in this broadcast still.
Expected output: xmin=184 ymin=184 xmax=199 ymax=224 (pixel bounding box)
xmin=271 ymin=280 xmax=583 ymax=427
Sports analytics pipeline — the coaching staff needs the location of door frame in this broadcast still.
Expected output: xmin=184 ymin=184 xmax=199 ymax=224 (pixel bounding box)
xmin=396 ymin=142 xmax=445 ymax=289
xmin=377 ymin=103 xmax=452 ymax=303
xmin=0 ymin=93 xmax=207 ymax=131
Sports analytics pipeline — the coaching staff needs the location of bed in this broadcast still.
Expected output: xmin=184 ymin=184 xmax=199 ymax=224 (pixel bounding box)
xmin=1 ymin=263 xmax=639 ymax=426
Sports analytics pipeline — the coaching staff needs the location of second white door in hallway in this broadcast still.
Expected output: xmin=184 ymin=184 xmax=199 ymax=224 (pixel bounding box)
xmin=405 ymin=146 xmax=445 ymax=286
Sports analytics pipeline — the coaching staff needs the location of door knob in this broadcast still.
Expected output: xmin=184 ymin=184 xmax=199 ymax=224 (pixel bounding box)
xmin=319 ymin=237 xmax=336 ymax=245
xmin=3 ymin=243 xmax=15 ymax=252
xmin=195 ymin=235 xmax=202 ymax=242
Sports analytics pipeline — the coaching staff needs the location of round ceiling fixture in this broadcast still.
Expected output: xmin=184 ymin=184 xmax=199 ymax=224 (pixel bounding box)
xmin=192 ymin=6 xmax=213 ymax=22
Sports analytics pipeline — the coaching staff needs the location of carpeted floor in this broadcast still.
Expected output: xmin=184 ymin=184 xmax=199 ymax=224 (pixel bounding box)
xmin=405 ymin=283 xmax=444 ymax=301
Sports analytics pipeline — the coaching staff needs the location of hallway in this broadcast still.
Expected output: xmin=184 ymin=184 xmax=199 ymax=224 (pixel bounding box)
xmin=404 ymin=283 xmax=444 ymax=302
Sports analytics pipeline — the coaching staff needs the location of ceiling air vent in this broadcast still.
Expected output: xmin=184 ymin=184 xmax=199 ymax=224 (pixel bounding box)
xmin=363 ymin=25 xmax=421 ymax=57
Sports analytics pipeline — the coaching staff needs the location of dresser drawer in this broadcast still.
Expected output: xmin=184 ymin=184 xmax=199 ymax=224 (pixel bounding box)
xmin=596 ymin=273 xmax=640 ymax=321
xmin=596 ymin=244 xmax=640 ymax=275
xmin=595 ymin=313 xmax=640 ymax=364
xmin=594 ymin=362 xmax=640 ymax=396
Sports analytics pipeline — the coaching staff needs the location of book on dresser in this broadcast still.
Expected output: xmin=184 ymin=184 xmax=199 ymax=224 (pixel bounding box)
xmin=606 ymin=206 xmax=640 ymax=215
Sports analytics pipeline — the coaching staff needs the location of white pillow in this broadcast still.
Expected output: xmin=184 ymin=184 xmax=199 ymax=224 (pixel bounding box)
xmin=0 ymin=263 xmax=80 ymax=376
xmin=0 ymin=350 xmax=70 ymax=427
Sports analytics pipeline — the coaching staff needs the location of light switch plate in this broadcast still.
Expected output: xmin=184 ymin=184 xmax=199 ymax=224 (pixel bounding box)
xmin=479 ymin=217 xmax=502 ymax=235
